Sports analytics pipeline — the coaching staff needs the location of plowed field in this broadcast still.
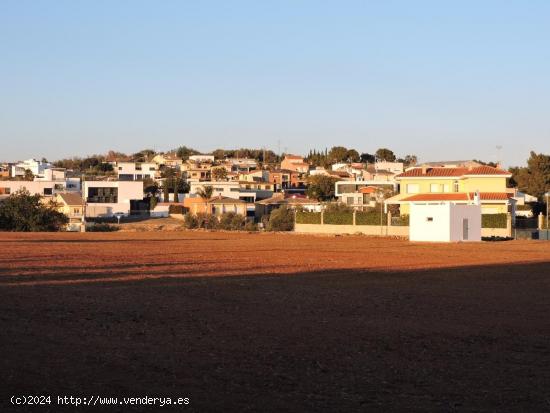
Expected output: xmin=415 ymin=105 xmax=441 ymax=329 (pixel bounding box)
xmin=1 ymin=232 xmax=550 ymax=412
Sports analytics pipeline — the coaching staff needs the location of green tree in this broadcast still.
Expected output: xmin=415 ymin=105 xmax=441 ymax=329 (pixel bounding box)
xmin=266 ymin=206 xmax=294 ymax=231
xmin=23 ymin=169 xmax=34 ymax=181
xmin=360 ymin=153 xmax=376 ymax=163
xmin=175 ymin=146 xmax=200 ymax=160
xmin=211 ymin=167 xmax=228 ymax=181
xmin=403 ymin=154 xmax=418 ymax=166
xmin=306 ymin=175 xmax=338 ymax=201
xmin=375 ymin=148 xmax=396 ymax=162
xmin=196 ymin=185 xmax=214 ymax=201
xmin=132 ymin=149 xmax=156 ymax=162
xmin=0 ymin=190 xmax=68 ymax=231
xmin=346 ymin=149 xmax=360 ymax=163
xmin=328 ymin=146 xmax=349 ymax=163
xmin=510 ymin=151 xmax=550 ymax=199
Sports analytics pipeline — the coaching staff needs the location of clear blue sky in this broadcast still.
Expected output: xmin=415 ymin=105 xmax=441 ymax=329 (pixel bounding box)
xmin=1 ymin=0 xmax=548 ymax=166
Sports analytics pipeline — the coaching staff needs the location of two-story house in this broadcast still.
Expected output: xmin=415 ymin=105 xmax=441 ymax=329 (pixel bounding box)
xmin=385 ymin=165 xmax=514 ymax=215
xmin=116 ymin=162 xmax=158 ymax=181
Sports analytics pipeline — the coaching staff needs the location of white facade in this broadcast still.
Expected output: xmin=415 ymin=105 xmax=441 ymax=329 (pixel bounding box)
xmin=188 ymin=155 xmax=215 ymax=163
xmin=190 ymin=181 xmax=263 ymax=203
xmin=83 ymin=181 xmax=143 ymax=217
xmin=116 ymin=162 xmax=157 ymax=181
xmin=0 ymin=179 xmax=80 ymax=198
xmin=410 ymin=203 xmax=481 ymax=242
xmin=375 ymin=161 xmax=404 ymax=174
xmin=335 ymin=180 xmax=396 ymax=197
xmin=11 ymin=158 xmax=52 ymax=178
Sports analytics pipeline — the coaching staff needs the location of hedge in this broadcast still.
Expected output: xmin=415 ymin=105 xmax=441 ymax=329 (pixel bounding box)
xmin=355 ymin=211 xmax=387 ymax=226
xmin=482 ymin=213 xmax=508 ymax=228
xmin=295 ymin=211 xmax=322 ymax=224
xmin=324 ymin=211 xmax=353 ymax=225
xmin=391 ymin=214 xmax=409 ymax=226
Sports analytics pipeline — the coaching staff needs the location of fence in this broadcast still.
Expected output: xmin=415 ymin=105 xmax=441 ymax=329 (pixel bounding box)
xmin=295 ymin=210 xmax=513 ymax=238
xmin=295 ymin=210 xmax=408 ymax=237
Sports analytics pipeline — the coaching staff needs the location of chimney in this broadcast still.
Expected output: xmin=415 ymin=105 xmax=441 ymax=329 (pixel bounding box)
xmin=421 ymin=165 xmax=428 ymax=175
xmin=473 ymin=190 xmax=480 ymax=205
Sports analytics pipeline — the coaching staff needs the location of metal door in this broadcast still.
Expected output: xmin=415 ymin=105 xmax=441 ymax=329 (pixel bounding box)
xmin=463 ymin=218 xmax=469 ymax=240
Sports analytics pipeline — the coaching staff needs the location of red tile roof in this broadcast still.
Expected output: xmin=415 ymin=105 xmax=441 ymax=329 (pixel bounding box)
xmin=397 ymin=166 xmax=510 ymax=178
xmin=401 ymin=192 xmax=512 ymax=202
xmin=359 ymin=186 xmax=378 ymax=194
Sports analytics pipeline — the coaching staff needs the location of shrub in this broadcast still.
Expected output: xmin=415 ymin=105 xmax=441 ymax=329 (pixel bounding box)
xmin=196 ymin=213 xmax=218 ymax=230
xmin=266 ymin=206 xmax=294 ymax=231
xmin=391 ymin=214 xmax=409 ymax=226
xmin=324 ymin=203 xmax=353 ymax=213
xmin=87 ymin=223 xmax=118 ymax=232
xmin=219 ymin=212 xmax=246 ymax=231
xmin=295 ymin=211 xmax=321 ymax=224
xmin=482 ymin=214 xmax=507 ymax=228
xmin=183 ymin=213 xmax=198 ymax=229
xmin=168 ymin=204 xmax=184 ymax=214
xmin=244 ymin=220 xmax=258 ymax=231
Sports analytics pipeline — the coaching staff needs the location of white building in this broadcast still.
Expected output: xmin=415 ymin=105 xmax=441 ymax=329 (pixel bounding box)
xmin=83 ymin=181 xmax=144 ymax=217
xmin=409 ymin=202 xmax=482 ymax=242
xmin=115 ymin=162 xmax=158 ymax=181
xmin=0 ymin=178 xmax=80 ymax=199
xmin=188 ymin=154 xmax=215 ymax=163
xmin=11 ymin=158 xmax=52 ymax=178
xmin=374 ymin=161 xmax=404 ymax=174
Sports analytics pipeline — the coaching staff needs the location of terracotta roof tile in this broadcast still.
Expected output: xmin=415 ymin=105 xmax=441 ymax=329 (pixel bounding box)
xmin=401 ymin=192 xmax=512 ymax=202
xmin=397 ymin=166 xmax=510 ymax=178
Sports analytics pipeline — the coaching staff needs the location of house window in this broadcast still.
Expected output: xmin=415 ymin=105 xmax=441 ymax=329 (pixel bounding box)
xmin=0 ymin=187 xmax=10 ymax=195
xmin=453 ymin=181 xmax=459 ymax=192
xmin=87 ymin=187 xmax=118 ymax=203
xmin=430 ymin=184 xmax=440 ymax=193
xmin=346 ymin=196 xmax=354 ymax=205
xmin=443 ymin=184 xmax=450 ymax=193
xmin=135 ymin=164 xmax=142 ymax=171
xmin=406 ymin=184 xmax=419 ymax=194
xmin=426 ymin=217 xmax=434 ymax=222
xmin=43 ymin=188 xmax=53 ymax=195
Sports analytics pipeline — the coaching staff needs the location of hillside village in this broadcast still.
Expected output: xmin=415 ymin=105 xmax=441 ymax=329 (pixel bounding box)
xmin=0 ymin=147 xmax=547 ymax=239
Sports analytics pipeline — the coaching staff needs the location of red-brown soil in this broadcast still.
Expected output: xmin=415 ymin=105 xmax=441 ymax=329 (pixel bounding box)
xmin=1 ymin=232 xmax=550 ymax=412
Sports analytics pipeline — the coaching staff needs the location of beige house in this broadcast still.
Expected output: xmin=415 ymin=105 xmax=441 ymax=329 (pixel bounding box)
xmin=385 ymin=165 xmax=514 ymax=215
xmin=280 ymin=155 xmax=309 ymax=173
xmin=54 ymin=192 xmax=85 ymax=231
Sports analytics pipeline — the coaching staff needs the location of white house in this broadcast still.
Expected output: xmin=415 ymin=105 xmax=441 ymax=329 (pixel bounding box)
xmin=83 ymin=181 xmax=144 ymax=217
xmin=11 ymin=158 xmax=52 ymax=178
xmin=116 ymin=162 xmax=158 ymax=181
xmin=409 ymin=201 xmax=482 ymax=242
xmin=375 ymin=161 xmax=404 ymax=174
xmin=188 ymin=154 xmax=215 ymax=163
xmin=0 ymin=178 xmax=80 ymax=199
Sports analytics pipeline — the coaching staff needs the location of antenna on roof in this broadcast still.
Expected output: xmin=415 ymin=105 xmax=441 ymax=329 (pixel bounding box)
xmin=496 ymin=145 xmax=503 ymax=167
